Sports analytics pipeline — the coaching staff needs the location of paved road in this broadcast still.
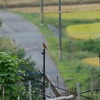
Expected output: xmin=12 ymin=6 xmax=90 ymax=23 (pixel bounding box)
xmin=0 ymin=11 xmax=65 ymax=97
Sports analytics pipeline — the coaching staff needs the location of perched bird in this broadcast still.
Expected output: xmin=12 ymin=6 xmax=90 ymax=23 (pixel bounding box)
xmin=42 ymin=42 xmax=48 ymax=50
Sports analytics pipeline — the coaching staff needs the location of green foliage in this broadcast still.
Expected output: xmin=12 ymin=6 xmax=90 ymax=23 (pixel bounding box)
xmin=76 ymin=39 xmax=100 ymax=53
xmin=0 ymin=52 xmax=23 ymax=100
xmin=0 ymin=36 xmax=41 ymax=99
xmin=13 ymin=48 xmax=42 ymax=99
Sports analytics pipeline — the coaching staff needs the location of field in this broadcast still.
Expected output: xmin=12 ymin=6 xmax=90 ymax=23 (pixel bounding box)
xmin=9 ymin=3 xmax=100 ymax=13
xmin=0 ymin=0 xmax=99 ymax=6
xmin=66 ymin=23 xmax=100 ymax=39
xmin=7 ymin=2 xmax=100 ymax=97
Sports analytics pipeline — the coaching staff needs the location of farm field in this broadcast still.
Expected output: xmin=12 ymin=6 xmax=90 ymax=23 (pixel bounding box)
xmin=0 ymin=0 xmax=99 ymax=5
xmin=9 ymin=3 xmax=100 ymax=13
xmin=45 ymin=11 xmax=100 ymax=20
xmin=66 ymin=23 xmax=100 ymax=39
xmin=45 ymin=11 xmax=100 ymax=39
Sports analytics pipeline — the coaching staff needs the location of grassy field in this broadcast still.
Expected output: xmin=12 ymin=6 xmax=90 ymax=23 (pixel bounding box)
xmin=11 ymin=3 xmax=100 ymax=95
xmin=17 ymin=12 xmax=100 ymax=91
xmin=45 ymin=11 xmax=100 ymax=39
xmin=45 ymin=11 xmax=100 ymax=20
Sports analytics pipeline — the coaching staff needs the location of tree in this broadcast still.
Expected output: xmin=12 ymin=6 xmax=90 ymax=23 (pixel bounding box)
xmin=14 ymin=48 xmax=42 ymax=99
xmin=0 ymin=52 xmax=23 ymax=100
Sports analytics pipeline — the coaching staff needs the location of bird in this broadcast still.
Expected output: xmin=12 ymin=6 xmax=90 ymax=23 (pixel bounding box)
xmin=42 ymin=42 xmax=48 ymax=50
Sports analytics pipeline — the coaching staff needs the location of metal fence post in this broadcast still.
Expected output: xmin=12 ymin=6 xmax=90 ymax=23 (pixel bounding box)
xmin=77 ymin=82 xmax=81 ymax=100
xmin=29 ymin=81 xmax=32 ymax=100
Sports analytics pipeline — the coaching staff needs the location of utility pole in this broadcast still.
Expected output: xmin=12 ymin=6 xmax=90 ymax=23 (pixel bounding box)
xmin=56 ymin=75 xmax=59 ymax=87
xmin=42 ymin=49 xmax=46 ymax=100
xmin=41 ymin=0 xmax=44 ymax=24
xmin=58 ymin=0 xmax=62 ymax=60
xmin=76 ymin=82 xmax=81 ymax=100
xmin=98 ymin=52 xmax=100 ymax=67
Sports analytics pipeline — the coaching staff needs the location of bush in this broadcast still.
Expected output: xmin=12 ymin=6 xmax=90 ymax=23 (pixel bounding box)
xmin=76 ymin=39 xmax=100 ymax=53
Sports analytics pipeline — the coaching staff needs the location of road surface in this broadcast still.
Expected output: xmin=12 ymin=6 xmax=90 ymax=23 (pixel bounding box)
xmin=0 ymin=11 xmax=65 ymax=97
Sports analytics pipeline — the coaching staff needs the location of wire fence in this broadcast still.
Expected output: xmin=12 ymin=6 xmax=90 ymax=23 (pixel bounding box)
xmin=0 ymin=83 xmax=99 ymax=99
xmin=0 ymin=68 xmax=100 ymax=100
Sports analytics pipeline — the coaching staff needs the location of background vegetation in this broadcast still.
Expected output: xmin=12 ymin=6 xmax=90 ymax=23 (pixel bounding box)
xmin=0 ymin=37 xmax=41 ymax=99
xmin=17 ymin=7 xmax=100 ymax=94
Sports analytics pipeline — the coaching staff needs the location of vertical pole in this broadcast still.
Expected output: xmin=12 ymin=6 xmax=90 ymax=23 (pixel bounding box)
xmin=4 ymin=0 xmax=7 ymax=11
xmin=18 ymin=97 xmax=20 ymax=100
xmin=98 ymin=52 xmax=100 ymax=67
xmin=90 ymin=69 xmax=93 ymax=98
xmin=57 ymin=75 xmax=59 ymax=87
xmin=42 ymin=49 xmax=46 ymax=100
xmin=77 ymin=82 xmax=81 ymax=100
xmin=29 ymin=81 xmax=32 ymax=100
xmin=41 ymin=0 xmax=44 ymax=24
xmin=58 ymin=0 xmax=62 ymax=60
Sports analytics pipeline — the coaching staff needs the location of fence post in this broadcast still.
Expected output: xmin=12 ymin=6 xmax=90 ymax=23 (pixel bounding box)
xmin=18 ymin=96 xmax=20 ymax=100
xmin=29 ymin=81 xmax=32 ymax=100
xmin=77 ymin=82 xmax=81 ymax=100
xmin=90 ymin=69 xmax=94 ymax=98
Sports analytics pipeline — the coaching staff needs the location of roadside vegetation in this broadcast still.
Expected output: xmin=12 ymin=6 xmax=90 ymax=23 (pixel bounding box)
xmin=16 ymin=5 xmax=100 ymax=94
xmin=0 ymin=37 xmax=41 ymax=99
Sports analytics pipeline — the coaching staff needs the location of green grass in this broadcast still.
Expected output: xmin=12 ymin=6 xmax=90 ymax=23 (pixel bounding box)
xmin=45 ymin=11 xmax=100 ymax=40
xmin=45 ymin=11 xmax=100 ymax=20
